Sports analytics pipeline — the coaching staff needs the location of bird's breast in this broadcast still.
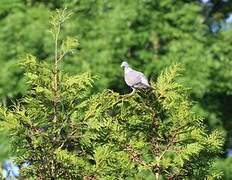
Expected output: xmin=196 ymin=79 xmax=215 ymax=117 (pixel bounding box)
xmin=124 ymin=72 xmax=138 ymax=86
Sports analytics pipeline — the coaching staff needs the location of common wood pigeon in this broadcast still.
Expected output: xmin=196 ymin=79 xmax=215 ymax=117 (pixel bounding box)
xmin=121 ymin=61 xmax=150 ymax=94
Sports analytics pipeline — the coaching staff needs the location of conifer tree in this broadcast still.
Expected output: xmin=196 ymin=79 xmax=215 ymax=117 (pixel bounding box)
xmin=0 ymin=9 xmax=96 ymax=179
xmin=0 ymin=9 xmax=223 ymax=179
xmin=86 ymin=64 xmax=224 ymax=179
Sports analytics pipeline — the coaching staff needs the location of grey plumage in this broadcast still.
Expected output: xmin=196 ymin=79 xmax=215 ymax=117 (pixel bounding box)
xmin=121 ymin=61 xmax=150 ymax=93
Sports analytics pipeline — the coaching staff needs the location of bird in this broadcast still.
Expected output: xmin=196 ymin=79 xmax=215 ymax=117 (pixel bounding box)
xmin=121 ymin=61 xmax=150 ymax=95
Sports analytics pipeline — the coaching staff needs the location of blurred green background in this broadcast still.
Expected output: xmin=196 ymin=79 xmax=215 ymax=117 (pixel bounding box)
xmin=0 ymin=0 xmax=232 ymax=178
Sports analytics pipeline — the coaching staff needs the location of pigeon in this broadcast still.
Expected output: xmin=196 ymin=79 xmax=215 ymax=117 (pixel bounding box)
xmin=121 ymin=61 xmax=150 ymax=94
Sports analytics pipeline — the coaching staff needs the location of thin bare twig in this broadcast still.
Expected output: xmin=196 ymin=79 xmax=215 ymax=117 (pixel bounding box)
xmin=124 ymin=144 xmax=151 ymax=169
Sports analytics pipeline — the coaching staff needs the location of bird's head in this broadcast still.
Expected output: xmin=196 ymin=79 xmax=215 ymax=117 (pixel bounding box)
xmin=121 ymin=61 xmax=129 ymax=68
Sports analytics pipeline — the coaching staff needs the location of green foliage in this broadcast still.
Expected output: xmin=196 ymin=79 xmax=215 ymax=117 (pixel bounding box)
xmin=87 ymin=64 xmax=223 ymax=179
xmin=213 ymin=157 xmax=232 ymax=180
xmin=0 ymin=9 xmax=89 ymax=179
xmin=0 ymin=9 xmax=223 ymax=179
xmin=0 ymin=130 xmax=11 ymax=161
xmin=0 ymin=1 xmax=231 ymax=137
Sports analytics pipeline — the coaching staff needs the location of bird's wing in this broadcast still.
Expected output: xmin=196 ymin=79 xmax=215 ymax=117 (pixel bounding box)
xmin=140 ymin=74 xmax=150 ymax=87
xmin=133 ymin=74 xmax=150 ymax=88
xmin=125 ymin=69 xmax=149 ymax=88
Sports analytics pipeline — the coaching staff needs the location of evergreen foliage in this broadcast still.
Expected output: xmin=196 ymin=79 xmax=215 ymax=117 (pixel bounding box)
xmin=214 ymin=157 xmax=232 ymax=180
xmin=0 ymin=10 xmax=223 ymax=179
xmin=0 ymin=0 xmax=231 ymax=138
xmin=87 ymin=64 xmax=223 ymax=179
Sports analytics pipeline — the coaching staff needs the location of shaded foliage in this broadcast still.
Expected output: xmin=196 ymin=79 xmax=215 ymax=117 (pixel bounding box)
xmin=0 ymin=1 xmax=231 ymax=137
xmin=0 ymin=10 xmax=223 ymax=179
